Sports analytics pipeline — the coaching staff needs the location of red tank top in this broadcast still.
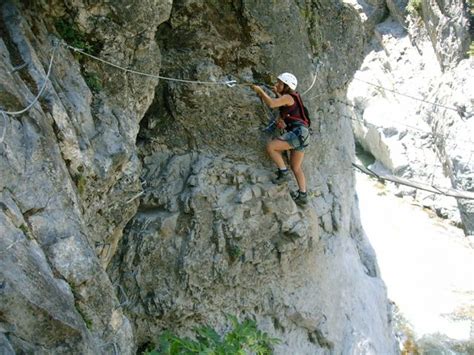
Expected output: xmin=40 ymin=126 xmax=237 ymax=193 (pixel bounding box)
xmin=279 ymin=92 xmax=309 ymax=128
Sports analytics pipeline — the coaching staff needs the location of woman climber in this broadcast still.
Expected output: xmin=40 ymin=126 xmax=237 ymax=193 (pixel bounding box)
xmin=251 ymin=72 xmax=310 ymax=205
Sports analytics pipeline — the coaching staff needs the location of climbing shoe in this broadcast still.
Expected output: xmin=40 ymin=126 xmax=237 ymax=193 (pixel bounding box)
xmin=291 ymin=190 xmax=308 ymax=206
xmin=272 ymin=169 xmax=290 ymax=184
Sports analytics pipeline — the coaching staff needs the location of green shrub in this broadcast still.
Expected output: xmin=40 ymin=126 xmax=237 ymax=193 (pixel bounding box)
xmin=54 ymin=19 xmax=94 ymax=53
xmin=228 ymin=244 xmax=243 ymax=261
xmin=19 ymin=224 xmax=29 ymax=236
xmin=55 ymin=19 xmax=103 ymax=92
xmin=407 ymin=0 xmax=422 ymax=16
xmin=83 ymin=71 xmax=102 ymax=93
xmin=146 ymin=315 xmax=280 ymax=355
xmin=74 ymin=174 xmax=87 ymax=195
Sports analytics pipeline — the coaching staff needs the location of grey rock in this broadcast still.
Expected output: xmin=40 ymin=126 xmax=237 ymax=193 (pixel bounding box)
xmin=386 ymin=0 xmax=409 ymax=25
xmin=0 ymin=214 xmax=96 ymax=354
xmin=348 ymin=12 xmax=472 ymax=230
xmin=0 ymin=333 xmax=15 ymax=355
xmin=0 ymin=0 xmax=173 ymax=352
xmin=344 ymin=0 xmax=389 ymax=33
xmin=421 ymin=0 xmax=471 ymax=70
xmin=422 ymin=59 xmax=474 ymax=234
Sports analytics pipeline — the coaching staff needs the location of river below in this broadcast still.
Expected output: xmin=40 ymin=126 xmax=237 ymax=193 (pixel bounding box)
xmin=355 ymin=171 xmax=474 ymax=353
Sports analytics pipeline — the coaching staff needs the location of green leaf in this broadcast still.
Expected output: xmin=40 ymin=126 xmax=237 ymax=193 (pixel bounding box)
xmin=146 ymin=316 xmax=279 ymax=355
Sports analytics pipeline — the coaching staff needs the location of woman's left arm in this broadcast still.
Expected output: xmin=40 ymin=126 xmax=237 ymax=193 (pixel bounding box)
xmin=251 ymin=85 xmax=293 ymax=108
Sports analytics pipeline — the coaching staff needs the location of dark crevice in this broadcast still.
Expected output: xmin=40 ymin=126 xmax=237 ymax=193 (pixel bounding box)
xmin=0 ymin=13 xmax=24 ymax=67
xmin=354 ymin=142 xmax=376 ymax=168
xmin=0 ymin=11 xmax=38 ymax=96
xmin=308 ymin=328 xmax=334 ymax=350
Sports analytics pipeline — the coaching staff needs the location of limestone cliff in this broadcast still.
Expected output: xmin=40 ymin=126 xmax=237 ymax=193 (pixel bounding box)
xmin=0 ymin=0 xmax=396 ymax=354
xmin=345 ymin=0 xmax=473 ymax=235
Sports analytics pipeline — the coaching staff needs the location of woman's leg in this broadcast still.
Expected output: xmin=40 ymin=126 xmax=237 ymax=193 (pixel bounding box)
xmin=266 ymin=139 xmax=292 ymax=169
xmin=290 ymin=150 xmax=306 ymax=192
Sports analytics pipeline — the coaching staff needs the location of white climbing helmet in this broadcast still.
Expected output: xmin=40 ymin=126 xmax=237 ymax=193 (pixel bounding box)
xmin=277 ymin=72 xmax=298 ymax=90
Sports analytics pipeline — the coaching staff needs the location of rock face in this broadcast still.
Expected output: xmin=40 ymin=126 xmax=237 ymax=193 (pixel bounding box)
xmin=346 ymin=0 xmax=473 ymax=233
xmin=421 ymin=0 xmax=470 ymax=70
xmin=423 ymin=60 xmax=474 ymax=235
xmin=109 ymin=1 xmax=395 ymax=353
xmin=0 ymin=0 xmax=169 ymax=352
xmin=1 ymin=0 xmax=396 ymax=354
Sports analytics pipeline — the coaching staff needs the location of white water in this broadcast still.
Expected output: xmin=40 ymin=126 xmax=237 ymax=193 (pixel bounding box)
xmin=356 ymin=172 xmax=474 ymax=345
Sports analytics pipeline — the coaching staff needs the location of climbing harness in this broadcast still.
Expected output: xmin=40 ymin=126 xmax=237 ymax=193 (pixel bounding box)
xmin=276 ymin=92 xmax=311 ymax=148
xmin=257 ymin=86 xmax=312 ymax=149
